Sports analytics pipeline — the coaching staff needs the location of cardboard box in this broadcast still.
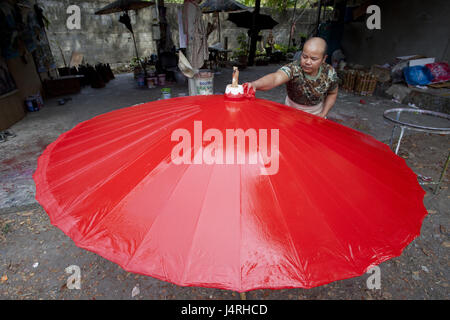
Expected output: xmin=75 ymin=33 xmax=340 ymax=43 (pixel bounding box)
xmin=409 ymin=58 xmax=435 ymax=67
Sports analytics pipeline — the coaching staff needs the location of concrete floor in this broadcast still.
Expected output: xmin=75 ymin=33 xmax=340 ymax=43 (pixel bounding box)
xmin=0 ymin=65 xmax=449 ymax=300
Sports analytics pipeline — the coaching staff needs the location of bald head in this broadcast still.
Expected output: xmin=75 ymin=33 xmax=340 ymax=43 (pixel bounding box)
xmin=304 ymin=37 xmax=328 ymax=58
xmin=299 ymin=37 xmax=328 ymax=75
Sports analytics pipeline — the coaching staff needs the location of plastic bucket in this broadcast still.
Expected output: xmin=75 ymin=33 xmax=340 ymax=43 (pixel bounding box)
xmin=147 ymin=77 xmax=157 ymax=88
xmin=161 ymin=88 xmax=171 ymax=99
xmin=25 ymin=98 xmax=35 ymax=112
xmin=137 ymin=75 xmax=145 ymax=87
xmin=25 ymin=97 xmax=39 ymax=112
xmin=192 ymin=69 xmax=214 ymax=95
xmin=157 ymin=74 xmax=166 ymax=86
xmin=32 ymin=92 xmax=44 ymax=108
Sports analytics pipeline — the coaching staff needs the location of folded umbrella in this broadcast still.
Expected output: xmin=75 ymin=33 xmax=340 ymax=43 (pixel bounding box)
xmin=94 ymin=0 xmax=154 ymax=15
xmin=200 ymin=0 xmax=249 ymax=13
xmin=227 ymin=11 xmax=278 ymax=30
xmin=95 ymin=1 xmax=155 ymax=75
xmin=200 ymin=0 xmax=251 ymax=43
xmin=34 ymin=95 xmax=427 ymax=292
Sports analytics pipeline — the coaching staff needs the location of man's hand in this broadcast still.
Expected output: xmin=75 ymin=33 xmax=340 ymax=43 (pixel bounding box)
xmin=243 ymin=82 xmax=256 ymax=99
xmin=245 ymin=70 xmax=289 ymax=93
xmin=320 ymin=87 xmax=338 ymax=119
xmin=243 ymin=82 xmax=256 ymax=94
xmin=317 ymin=111 xmax=328 ymax=119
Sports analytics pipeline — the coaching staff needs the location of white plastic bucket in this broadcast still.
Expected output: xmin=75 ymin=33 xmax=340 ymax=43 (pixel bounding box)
xmin=161 ymin=88 xmax=171 ymax=99
xmin=190 ymin=69 xmax=214 ymax=96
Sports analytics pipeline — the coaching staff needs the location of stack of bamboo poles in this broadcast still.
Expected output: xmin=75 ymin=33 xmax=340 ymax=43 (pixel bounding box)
xmin=342 ymin=70 xmax=357 ymax=92
xmin=341 ymin=70 xmax=378 ymax=96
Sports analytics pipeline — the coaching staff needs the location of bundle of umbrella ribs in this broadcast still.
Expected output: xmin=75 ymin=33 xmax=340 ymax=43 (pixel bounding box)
xmin=224 ymin=67 xmax=255 ymax=100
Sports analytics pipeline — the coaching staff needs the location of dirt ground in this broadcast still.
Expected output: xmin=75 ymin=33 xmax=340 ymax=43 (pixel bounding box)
xmin=0 ymin=65 xmax=449 ymax=300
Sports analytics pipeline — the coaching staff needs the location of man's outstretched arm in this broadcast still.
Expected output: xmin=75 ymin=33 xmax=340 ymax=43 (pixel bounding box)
xmin=248 ymin=70 xmax=290 ymax=92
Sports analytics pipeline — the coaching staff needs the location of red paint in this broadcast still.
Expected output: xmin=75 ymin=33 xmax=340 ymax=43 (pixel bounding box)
xmin=2 ymin=158 xmax=16 ymax=166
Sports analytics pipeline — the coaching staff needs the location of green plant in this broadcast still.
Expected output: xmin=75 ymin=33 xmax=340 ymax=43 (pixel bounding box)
xmin=232 ymin=48 xmax=247 ymax=59
xmin=274 ymin=43 xmax=299 ymax=54
xmin=274 ymin=43 xmax=287 ymax=54
xmin=232 ymin=33 xmax=250 ymax=60
xmin=255 ymin=49 xmax=266 ymax=56
xmin=297 ymin=32 xmax=307 ymax=39
xmin=129 ymin=57 xmax=142 ymax=68
xmin=255 ymin=56 xmax=269 ymax=65
xmin=255 ymin=55 xmax=269 ymax=61
xmin=287 ymin=46 xmax=299 ymax=53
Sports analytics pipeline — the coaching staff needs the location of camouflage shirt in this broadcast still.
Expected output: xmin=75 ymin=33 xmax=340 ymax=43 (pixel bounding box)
xmin=279 ymin=61 xmax=339 ymax=106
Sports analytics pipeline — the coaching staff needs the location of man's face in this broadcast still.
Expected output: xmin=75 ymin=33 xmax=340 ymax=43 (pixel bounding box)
xmin=300 ymin=45 xmax=326 ymax=75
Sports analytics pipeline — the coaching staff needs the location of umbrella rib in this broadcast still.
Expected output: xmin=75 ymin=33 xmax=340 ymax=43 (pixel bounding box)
xmin=51 ymin=111 xmax=200 ymax=228
xmin=256 ymin=106 xmax=415 ymax=275
xmin=254 ymin=101 xmax=419 ymax=208
xmin=251 ymin=103 xmax=364 ymax=278
xmin=123 ymin=160 xmax=192 ymax=272
xmin=59 ymin=131 xmax=171 ymax=234
xmin=61 ymin=102 xmax=200 ymax=139
xmin=294 ymin=118 xmax=421 ymax=209
xmin=240 ymin=102 xmax=308 ymax=286
xmin=177 ymin=104 xmax=238 ymax=288
xmin=260 ymin=156 xmax=309 ymax=283
xmin=51 ymin=105 xmax=200 ymax=157
xmin=272 ymin=146 xmax=365 ymax=279
xmin=179 ymin=158 xmax=216 ymax=286
xmin=48 ymin=109 xmax=200 ymax=191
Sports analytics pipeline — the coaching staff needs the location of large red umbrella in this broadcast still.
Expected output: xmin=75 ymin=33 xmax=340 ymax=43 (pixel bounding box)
xmin=34 ymin=95 xmax=427 ymax=292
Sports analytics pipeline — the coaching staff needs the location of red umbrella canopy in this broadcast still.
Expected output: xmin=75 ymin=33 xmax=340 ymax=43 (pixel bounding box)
xmin=34 ymin=95 xmax=427 ymax=292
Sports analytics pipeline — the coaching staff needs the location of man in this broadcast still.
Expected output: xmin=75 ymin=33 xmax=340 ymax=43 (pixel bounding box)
xmin=245 ymin=37 xmax=338 ymax=118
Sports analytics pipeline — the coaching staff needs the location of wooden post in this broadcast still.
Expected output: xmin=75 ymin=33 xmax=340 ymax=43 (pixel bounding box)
xmin=248 ymin=0 xmax=261 ymax=66
xmin=288 ymin=0 xmax=298 ymax=48
xmin=157 ymin=0 xmax=167 ymax=55
xmin=315 ymin=0 xmax=322 ymax=36
xmin=224 ymin=37 xmax=228 ymax=61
